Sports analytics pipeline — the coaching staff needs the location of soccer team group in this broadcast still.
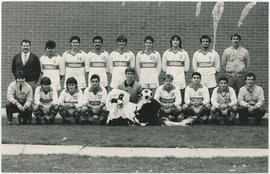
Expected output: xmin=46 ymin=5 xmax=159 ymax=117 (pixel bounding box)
xmin=7 ymin=33 xmax=266 ymax=126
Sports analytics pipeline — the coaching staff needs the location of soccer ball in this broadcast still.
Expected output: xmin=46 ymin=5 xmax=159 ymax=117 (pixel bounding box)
xmin=141 ymin=89 xmax=153 ymax=100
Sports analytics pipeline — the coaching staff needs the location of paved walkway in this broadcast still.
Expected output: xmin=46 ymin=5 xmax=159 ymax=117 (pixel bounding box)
xmin=2 ymin=144 xmax=268 ymax=158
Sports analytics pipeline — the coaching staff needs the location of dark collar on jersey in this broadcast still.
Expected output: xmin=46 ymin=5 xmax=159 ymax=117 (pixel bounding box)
xmin=45 ymin=53 xmax=57 ymax=57
xmin=89 ymin=86 xmax=102 ymax=93
xmin=217 ymin=86 xmax=229 ymax=93
xmin=142 ymin=50 xmax=155 ymax=55
xmin=162 ymin=84 xmax=176 ymax=92
xmin=198 ymin=49 xmax=213 ymax=54
xmin=124 ymin=80 xmax=135 ymax=87
xmin=189 ymin=83 xmax=203 ymax=90
xmin=168 ymin=48 xmax=182 ymax=52
xmin=65 ymin=88 xmax=79 ymax=95
xmin=66 ymin=49 xmax=82 ymax=55
xmin=114 ymin=49 xmax=129 ymax=54
xmin=91 ymin=49 xmax=106 ymax=55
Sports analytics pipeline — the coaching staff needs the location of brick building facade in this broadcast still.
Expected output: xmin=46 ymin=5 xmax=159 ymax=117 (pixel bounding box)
xmin=2 ymin=2 xmax=268 ymax=108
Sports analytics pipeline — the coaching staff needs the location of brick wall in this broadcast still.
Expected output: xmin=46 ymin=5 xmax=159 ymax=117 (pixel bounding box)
xmin=2 ymin=2 xmax=268 ymax=108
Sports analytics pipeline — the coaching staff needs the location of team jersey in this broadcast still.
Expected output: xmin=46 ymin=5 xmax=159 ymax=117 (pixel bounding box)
xmin=184 ymin=83 xmax=210 ymax=105
xmin=136 ymin=50 xmax=161 ymax=85
xmin=84 ymin=86 xmax=107 ymax=109
xmin=58 ymin=89 xmax=85 ymax=108
xmin=62 ymin=49 xmax=87 ymax=89
xmin=162 ymin=49 xmax=190 ymax=89
xmin=211 ymin=86 xmax=237 ymax=108
xmin=192 ymin=49 xmax=220 ymax=88
xmin=40 ymin=54 xmax=64 ymax=91
xmin=154 ymin=84 xmax=182 ymax=109
xmin=109 ymin=50 xmax=135 ymax=88
xmin=34 ymin=86 xmax=58 ymax=108
xmin=86 ymin=50 xmax=110 ymax=87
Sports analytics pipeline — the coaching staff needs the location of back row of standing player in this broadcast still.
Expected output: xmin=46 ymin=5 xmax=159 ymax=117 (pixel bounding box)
xmin=13 ymin=33 xmax=249 ymax=97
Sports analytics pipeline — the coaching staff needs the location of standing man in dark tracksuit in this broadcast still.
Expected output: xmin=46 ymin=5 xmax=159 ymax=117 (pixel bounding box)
xmin=12 ymin=39 xmax=41 ymax=94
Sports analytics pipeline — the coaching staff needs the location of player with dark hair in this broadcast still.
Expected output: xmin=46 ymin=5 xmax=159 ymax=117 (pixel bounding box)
xmin=109 ymin=35 xmax=135 ymax=89
xmin=86 ymin=36 xmax=110 ymax=90
xmin=182 ymin=72 xmax=211 ymax=124
xmin=154 ymin=74 xmax=182 ymax=122
xmin=61 ymin=36 xmax=87 ymax=90
xmin=162 ymin=35 xmax=190 ymax=96
xmin=136 ymin=35 xmax=161 ymax=94
xmin=58 ymin=77 xmax=85 ymax=124
xmin=238 ymin=72 xmax=265 ymax=125
xmin=118 ymin=67 xmax=141 ymax=104
xmin=33 ymin=77 xmax=59 ymax=124
xmin=210 ymin=76 xmax=238 ymax=125
xmin=40 ymin=40 xmax=64 ymax=91
xmin=6 ymin=71 xmax=33 ymax=125
xmin=83 ymin=74 xmax=108 ymax=125
xmin=192 ymin=35 xmax=220 ymax=96
xmin=221 ymin=33 xmax=250 ymax=95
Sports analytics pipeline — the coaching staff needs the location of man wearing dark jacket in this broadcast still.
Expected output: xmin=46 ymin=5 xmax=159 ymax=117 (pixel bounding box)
xmin=12 ymin=39 xmax=41 ymax=93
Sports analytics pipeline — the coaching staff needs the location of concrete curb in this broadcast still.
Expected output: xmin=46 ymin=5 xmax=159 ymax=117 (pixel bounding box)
xmin=2 ymin=144 xmax=269 ymax=158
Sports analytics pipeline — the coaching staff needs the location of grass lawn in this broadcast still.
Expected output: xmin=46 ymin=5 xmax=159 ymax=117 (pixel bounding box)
xmin=2 ymin=154 xmax=268 ymax=173
xmin=2 ymin=118 xmax=268 ymax=148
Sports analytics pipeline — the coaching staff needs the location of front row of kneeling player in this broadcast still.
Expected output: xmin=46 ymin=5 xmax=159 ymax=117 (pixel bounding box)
xmin=6 ymin=70 xmax=265 ymax=125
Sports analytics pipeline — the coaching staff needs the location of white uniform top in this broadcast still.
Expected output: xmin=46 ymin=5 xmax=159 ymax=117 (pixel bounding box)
xmin=109 ymin=50 xmax=135 ymax=89
xmin=86 ymin=50 xmax=110 ymax=87
xmin=154 ymin=84 xmax=182 ymax=109
xmin=192 ymin=50 xmax=220 ymax=88
xmin=58 ymin=89 xmax=85 ymax=108
xmin=34 ymin=86 xmax=58 ymax=108
xmin=184 ymin=83 xmax=210 ymax=105
xmin=136 ymin=50 xmax=161 ymax=85
xmin=162 ymin=49 xmax=190 ymax=89
xmin=62 ymin=49 xmax=87 ymax=89
xmin=211 ymin=86 xmax=237 ymax=108
xmin=84 ymin=86 xmax=107 ymax=109
xmin=40 ymin=54 xmax=64 ymax=91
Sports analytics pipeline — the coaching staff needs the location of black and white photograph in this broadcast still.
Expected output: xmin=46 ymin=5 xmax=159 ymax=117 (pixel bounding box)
xmin=1 ymin=0 xmax=268 ymax=173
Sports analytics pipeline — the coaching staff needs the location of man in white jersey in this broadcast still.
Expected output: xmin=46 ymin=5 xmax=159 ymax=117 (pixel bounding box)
xmin=162 ymin=35 xmax=189 ymax=99
xmin=58 ymin=77 xmax=86 ymax=124
xmin=192 ymin=35 xmax=220 ymax=96
xmin=33 ymin=77 xmax=59 ymax=124
xmin=182 ymin=72 xmax=211 ymax=124
xmin=40 ymin=40 xmax=64 ymax=91
xmin=154 ymin=74 xmax=182 ymax=122
xmin=109 ymin=35 xmax=135 ymax=89
xmin=86 ymin=36 xmax=110 ymax=91
xmin=136 ymin=36 xmax=161 ymax=94
xmin=210 ymin=76 xmax=238 ymax=125
xmin=83 ymin=74 xmax=108 ymax=125
xmin=62 ymin=36 xmax=87 ymax=89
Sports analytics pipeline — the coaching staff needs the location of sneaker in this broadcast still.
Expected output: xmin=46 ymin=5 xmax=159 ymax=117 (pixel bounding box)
xmin=7 ymin=121 xmax=12 ymax=125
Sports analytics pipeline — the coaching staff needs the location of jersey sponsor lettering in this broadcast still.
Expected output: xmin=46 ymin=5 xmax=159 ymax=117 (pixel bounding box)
xmin=198 ymin=62 xmax=214 ymax=68
xmin=66 ymin=62 xmax=85 ymax=68
xmin=43 ymin=64 xmax=60 ymax=70
xmin=140 ymin=62 xmax=157 ymax=68
xmin=113 ymin=61 xmax=129 ymax=67
xmin=160 ymin=97 xmax=175 ymax=103
xmin=167 ymin=61 xmax=184 ymax=67
xmin=190 ymin=97 xmax=203 ymax=102
xmin=90 ymin=62 xmax=106 ymax=67
xmin=88 ymin=100 xmax=101 ymax=106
